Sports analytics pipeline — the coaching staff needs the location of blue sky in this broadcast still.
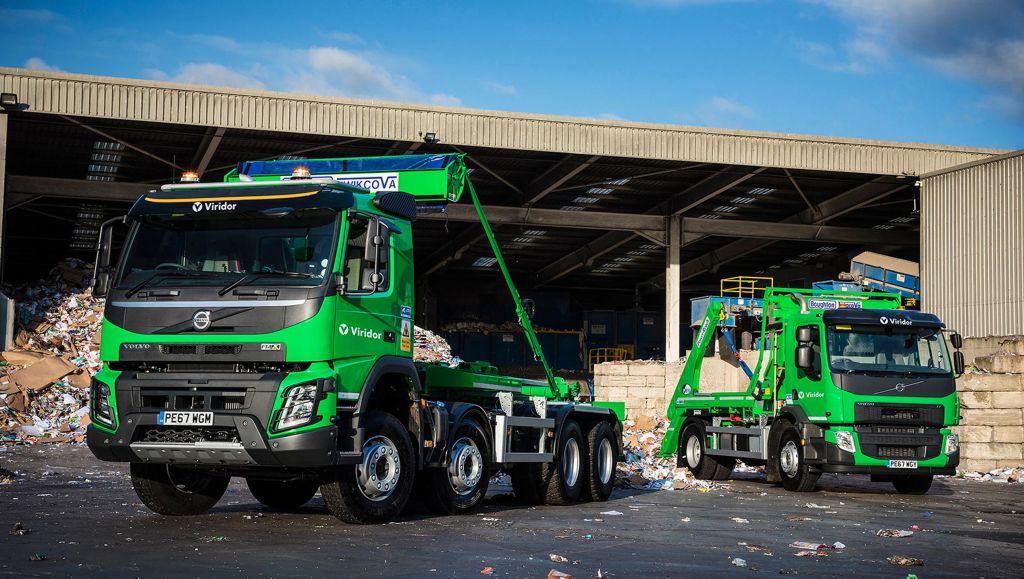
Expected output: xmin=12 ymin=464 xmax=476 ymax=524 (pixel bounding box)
xmin=1 ymin=0 xmax=1021 ymax=149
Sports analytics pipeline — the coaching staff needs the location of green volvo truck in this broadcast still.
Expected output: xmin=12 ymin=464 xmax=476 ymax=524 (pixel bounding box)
xmin=86 ymin=153 xmax=623 ymax=523
xmin=660 ymin=287 xmax=964 ymax=494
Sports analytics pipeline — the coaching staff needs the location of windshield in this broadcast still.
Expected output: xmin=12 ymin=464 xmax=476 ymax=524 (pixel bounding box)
xmin=115 ymin=209 xmax=338 ymax=289
xmin=826 ymin=324 xmax=951 ymax=375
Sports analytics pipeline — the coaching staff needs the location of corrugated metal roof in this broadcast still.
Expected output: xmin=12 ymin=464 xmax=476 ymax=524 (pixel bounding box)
xmin=1 ymin=67 xmax=1004 ymax=176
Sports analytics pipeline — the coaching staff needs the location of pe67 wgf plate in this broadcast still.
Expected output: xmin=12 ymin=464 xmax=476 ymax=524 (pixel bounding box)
xmin=158 ymin=411 xmax=214 ymax=426
xmin=886 ymin=460 xmax=918 ymax=469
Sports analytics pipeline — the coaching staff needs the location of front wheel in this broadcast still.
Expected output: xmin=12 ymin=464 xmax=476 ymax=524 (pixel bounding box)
xmin=247 ymin=478 xmax=319 ymax=509
xmin=582 ymin=421 xmax=617 ymax=502
xmin=425 ymin=419 xmax=491 ymax=515
xmin=776 ymin=425 xmax=819 ymax=492
xmin=320 ymin=411 xmax=415 ymax=524
xmin=892 ymin=474 xmax=933 ymax=495
xmin=130 ymin=463 xmax=230 ymax=516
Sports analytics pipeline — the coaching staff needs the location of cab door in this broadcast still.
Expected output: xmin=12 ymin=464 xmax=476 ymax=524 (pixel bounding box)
xmin=790 ymin=323 xmax=828 ymax=418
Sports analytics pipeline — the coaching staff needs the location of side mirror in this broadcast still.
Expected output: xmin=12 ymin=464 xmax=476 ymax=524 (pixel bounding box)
xmin=950 ymin=332 xmax=963 ymax=350
xmin=91 ymin=216 xmax=124 ymax=298
xmin=522 ymin=298 xmax=536 ymax=320
xmin=795 ymin=345 xmax=813 ymax=369
xmin=796 ymin=327 xmax=812 ymax=343
xmin=954 ymin=350 xmax=965 ymax=376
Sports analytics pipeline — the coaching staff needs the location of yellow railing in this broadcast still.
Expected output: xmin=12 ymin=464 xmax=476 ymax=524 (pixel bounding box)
xmin=588 ymin=347 xmax=632 ymax=374
xmin=720 ymin=276 xmax=774 ymax=299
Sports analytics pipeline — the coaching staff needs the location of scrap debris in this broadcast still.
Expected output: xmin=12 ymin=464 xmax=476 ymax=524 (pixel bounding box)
xmin=1 ymin=258 xmax=101 ymax=445
xmin=887 ymin=556 xmax=924 ymax=567
xmin=413 ymin=325 xmax=457 ymax=365
xmin=956 ymin=466 xmax=1023 ymax=483
xmin=877 ymin=529 xmax=915 ymax=538
xmin=617 ymin=415 xmax=731 ymax=491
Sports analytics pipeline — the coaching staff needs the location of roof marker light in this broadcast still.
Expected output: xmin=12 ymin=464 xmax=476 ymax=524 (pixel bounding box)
xmin=180 ymin=171 xmax=200 ymax=183
xmin=291 ymin=166 xmax=311 ymax=179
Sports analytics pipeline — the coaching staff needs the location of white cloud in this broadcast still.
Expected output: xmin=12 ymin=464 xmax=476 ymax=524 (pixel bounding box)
xmin=597 ymin=112 xmax=624 ymax=121
xmin=319 ymin=31 xmax=364 ymax=45
xmin=805 ymin=0 xmax=1024 ymax=118
xmin=169 ymin=63 xmax=265 ymax=90
xmin=482 ymin=81 xmax=518 ymax=97
xmin=430 ymin=93 xmax=462 ymax=106
xmin=296 ymin=46 xmax=415 ymax=99
xmin=0 ymin=8 xmax=60 ymax=23
xmin=24 ymin=57 xmax=61 ymax=72
xmin=681 ymin=96 xmax=756 ymax=127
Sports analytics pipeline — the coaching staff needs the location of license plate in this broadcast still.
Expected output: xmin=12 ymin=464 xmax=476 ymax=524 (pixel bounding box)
xmin=887 ymin=459 xmax=918 ymax=469
xmin=158 ymin=411 xmax=214 ymax=426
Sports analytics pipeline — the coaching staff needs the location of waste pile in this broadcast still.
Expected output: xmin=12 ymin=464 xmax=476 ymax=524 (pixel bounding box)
xmin=413 ymin=325 xmax=457 ymax=365
xmin=617 ymin=415 xmax=731 ymax=491
xmin=1 ymin=258 xmax=101 ymax=444
xmin=957 ymin=466 xmax=1022 ymax=483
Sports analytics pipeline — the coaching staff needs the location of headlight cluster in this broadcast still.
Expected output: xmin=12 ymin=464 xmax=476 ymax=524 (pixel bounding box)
xmin=945 ymin=433 xmax=959 ymax=455
xmin=91 ymin=379 xmax=115 ymax=427
xmin=834 ymin=430 xmax=856 ymax=453
xmin=274 ymin=380 xmax=329 ymax=432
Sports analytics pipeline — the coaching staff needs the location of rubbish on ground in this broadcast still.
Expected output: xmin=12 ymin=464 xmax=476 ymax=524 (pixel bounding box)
xmin=789 ymin=541 xmax=836 ymax=551
xmin=910 ymin=525 xmax=920 ymax=531
xmin=832 ymin=542 xmax=845 ymax=549
xmin=681 ymin=517 xmax=691 ymax=523
xmin=29 ymin=553 xmax=46 ymax=562
xmin=958 ymin=466 xmax=1022 ymax=484
xmin=795 ymin=550 xmax=829 ymax=558
xmin=549 ymin=554 xmax=569 ymax=564
xmin=600 ymin=510 xmax=623 ymax=516
xmin=877 ymin=529 xmax=914 ymax=538
xmin=887 ymin=556 xmax=924 ymax=567
xmin=922 ymin=512 xmax=932 ymax=518
xmin=413 ymin=326 xmax=454 ymax=365
xmin=10 ymin=522 xmax=29 ymax=535
xmin=804 ymin=502 xmax=830 ymax=509
xmin=739 ymin=542 xmax=772 ymax=555
xmin=479 ymin=567 xmax=494 ymax=575
xmin=616 ymin=415 xmax=733 ymax=492
xmin=731 ymin=558 xmax=747 ymax=567
xmin=785 ymin=515 xmax=813 ymax=522
xmin=731 ymin=517 xmax=750 ymax=524
xmin=976 ymin=519 xmax=995 ymax=524
xmin=547 ymin=570 xmax=572 ymax=579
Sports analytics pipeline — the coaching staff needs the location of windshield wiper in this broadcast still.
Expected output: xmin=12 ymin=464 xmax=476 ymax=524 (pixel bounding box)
xmin=124 ymin=271 xmax=207 ymax=298
xmin=218 ymin=271 xmax=320 ymax=296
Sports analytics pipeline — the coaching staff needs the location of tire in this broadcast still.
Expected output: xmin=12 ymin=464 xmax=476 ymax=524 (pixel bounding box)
xmin=680 ymin=422 xmax=733 ymax=480
xmin=582 ymin=421 xmax=617 ymax=502
xmin=246 ymin=478 xmax=319 ymax=509
xmin=320 ymin=411 xmax=415 ymax=524
xmin=892 ymin=474 xmax=933 ymax=495
xmin=541 ymin=419 xmax=586 ymax=505
xmin=776 ymin=423 xmax=820 ymax=492
xmin=424 ymin=419 xmax=491 ymax=515
xmin=130 ymin=463 xmax=230 ymax=516
xmin=510 ymin=464 xmax=544 ymax=505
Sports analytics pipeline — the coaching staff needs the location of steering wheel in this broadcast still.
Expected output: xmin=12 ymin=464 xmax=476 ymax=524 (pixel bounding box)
xmin=155 ymin=263 xmax=191 ymax=271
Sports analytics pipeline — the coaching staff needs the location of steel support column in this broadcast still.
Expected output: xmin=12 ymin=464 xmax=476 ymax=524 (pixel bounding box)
xmin=665 ymin=215 xmax=682 ymax=364
xmin=0 ymin=113 xmax=7 ymax=277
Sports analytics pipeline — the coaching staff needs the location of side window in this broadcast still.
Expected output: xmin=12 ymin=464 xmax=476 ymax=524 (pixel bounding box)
xmin=797 ymin=324 xmax=821 ymax=381
xmin=344 ymin=214 xmax=390 ymax=293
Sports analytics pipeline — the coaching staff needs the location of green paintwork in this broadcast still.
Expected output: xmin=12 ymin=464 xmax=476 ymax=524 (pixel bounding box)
xmin=658 ymin=286 xmax=959 ymax=472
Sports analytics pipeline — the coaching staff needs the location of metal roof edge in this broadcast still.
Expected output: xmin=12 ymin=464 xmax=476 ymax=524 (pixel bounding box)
xmin=919 ymin=149 xmax=1024 ymax=179
xmin=0 ymin=67 xmax=1008 ymax=157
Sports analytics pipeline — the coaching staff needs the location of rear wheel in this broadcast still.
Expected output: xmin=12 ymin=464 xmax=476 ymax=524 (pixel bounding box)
xmin=246 ymin=478 xmax=319 ymax=509
xmin=130 ymin=463 xmax=229 ymax=516
xmin=542 ymin=419 xmax=585 ymax=505
xmin=892 ymin=474 xmax=933 ymax=495
xmin=680 ymin=422 xmax=732 ymax=480
xmin=582 ymin=420 xmax=617 ymax=502
xmin=776 ymin=424 xmax=819 ymax=492
xmin=425 ymin=419 xmax=491 ymax=515
xmin=320 ymin=411 xmax=414 ymax=524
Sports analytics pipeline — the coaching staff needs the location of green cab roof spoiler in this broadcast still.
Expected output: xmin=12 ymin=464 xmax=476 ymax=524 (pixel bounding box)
xmin=224 ymin=153 xmax=469 ymax=203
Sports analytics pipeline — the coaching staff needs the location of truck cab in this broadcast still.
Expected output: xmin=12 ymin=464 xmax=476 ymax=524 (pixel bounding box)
xmin=661 ymin=288 xmax=962 ymax=494
xmin=87 ymin=154 xmax=622 ymax=522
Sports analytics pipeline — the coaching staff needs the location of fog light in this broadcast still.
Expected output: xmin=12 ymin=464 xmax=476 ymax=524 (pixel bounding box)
xmin=945 ymin=433 xmax=959 ymax=455
xmin=275 ymin=382 xmax=320 ymax=431
xmin=834 ymin=430 xmax=856 ymax=453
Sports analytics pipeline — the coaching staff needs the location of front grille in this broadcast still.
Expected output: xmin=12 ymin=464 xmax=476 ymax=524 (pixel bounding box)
xmin=854 ymin=403 xmax=944 ymax=426
xmin=137 ymin=426 xmax=240 ymax=444
xmin=205 ymin=344 xmax=241 ymax=355
xmin=161 ymin=344 xmax=197 ymax=355
xmin=137 ymin=387 xmax=250 ymax=411
xmin=877 ymin=446 xmax=918 ymax=459
xmin=873 ymin=426 xmax=921 ymax=434
xmin=882 ymin=408 xmax=917 ymax=421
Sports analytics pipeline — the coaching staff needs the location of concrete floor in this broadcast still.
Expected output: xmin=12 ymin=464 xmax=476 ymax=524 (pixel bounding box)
xmin=1 ymin=445 xmax=1022 ymax=578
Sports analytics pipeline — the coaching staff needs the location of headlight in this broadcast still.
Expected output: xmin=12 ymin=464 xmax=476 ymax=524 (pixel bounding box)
xmin=90 ymin=380 xmax=114 ymax=427
xmin=834 ymin=430 xmax=856 ymax=453
xmin=945 ymin=433 xmax=959 ymax=455
xmin=275 ymin=382 xmax=321 ymax=431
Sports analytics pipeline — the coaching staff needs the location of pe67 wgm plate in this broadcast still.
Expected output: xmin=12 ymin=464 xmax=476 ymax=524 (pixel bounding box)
xmin=158 ymin=411 xmax=214 ymax=426
xmin=886 ymin=459 xmax=918 ymax=469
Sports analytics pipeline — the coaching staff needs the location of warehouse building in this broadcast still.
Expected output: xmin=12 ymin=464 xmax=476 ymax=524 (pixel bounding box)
xmin=0 ymin=67 xmax=1019 ymax=366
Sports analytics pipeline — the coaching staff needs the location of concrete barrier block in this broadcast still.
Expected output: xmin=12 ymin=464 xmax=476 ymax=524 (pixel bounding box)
xmin=599 ymin=375 xmax=648 ymax=388
xmin=975 ymin=354 xmax=1024 ymax=374
xmin=960 ymin=409 xmax=1023 ymax=426
xmin=628 ymin=364 xmax=667 ymax=377
xmin=595 ymin=363 xmax=629 ymax=376
xmin=992 ymin=391 xmax=1024 ymax=409
xmin=597 ymin=386 xmax=629 ymax=402
xmin=958 ymin=458 xmax=1005 ymax=473
xmin=960 ymin=442 xmax=1023 ymax=461
xmin=959 ymin=391 xmax=992 ymax=409
xmin=958 ymin=374 xmax=1024 ymax=392
xmin=953 ymin=425 xmax=993 ymax=443
xmin=992 ymin=426 xmax=1024 ymax=443
xmin=1000 ymin=337 xmax=1024 ymax=355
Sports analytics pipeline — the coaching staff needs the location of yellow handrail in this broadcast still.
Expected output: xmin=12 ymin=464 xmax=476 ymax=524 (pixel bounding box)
xmin=720 ymin=276 xmax=774 ymax=299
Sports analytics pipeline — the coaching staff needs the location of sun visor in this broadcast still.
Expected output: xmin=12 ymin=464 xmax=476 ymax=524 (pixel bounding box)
xmin=823 ymin=308 xmax=944 ymax=329
xmin=128 ymin=182 xmax=356 ymax=216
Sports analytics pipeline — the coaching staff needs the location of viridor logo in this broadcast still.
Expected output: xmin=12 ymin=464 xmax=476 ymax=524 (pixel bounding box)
xmin=879 ymin=316 xmax=913 ymax=326
xmin=191 ymin=201 xmax=237 ymax=212
xmin=338 ymin=323 xmax=382 ymax=340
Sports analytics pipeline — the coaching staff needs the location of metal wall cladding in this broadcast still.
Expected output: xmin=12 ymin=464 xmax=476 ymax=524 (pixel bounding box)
xmin=0 ymin=68 xmax=1002 ymax=175
xmin=921 ymin=152 xmax=1024 ymax=338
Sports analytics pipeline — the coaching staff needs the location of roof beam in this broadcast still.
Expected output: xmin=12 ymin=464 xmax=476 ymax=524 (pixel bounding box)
xmin=680 ymin=217 xmax=916 ymax=245
xmin=451 ymin=146 xmax=523 ymax=195
xmin=524 ymin=155 xmax=600 ymax=204
xmin=418 ymin=204 xmax=664 ymax=233
xmin=418 ymin=229 xmax=488 ymax=280
xmin=60 ymin=115 xmax=183 ymax=171
xmin=534 ymin=165 xmax=763 ymax=285
xmin=191 ymin=127 xmax=226 ymax=177
xmin=7 ymin=175 xmax=150 ymax=202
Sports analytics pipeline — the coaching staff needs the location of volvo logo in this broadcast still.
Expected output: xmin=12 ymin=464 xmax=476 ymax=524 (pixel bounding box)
xmin=192 ymin=310 xmax=212 ymax=331
xmin=192 ymin=202 xmax=203 ymax=212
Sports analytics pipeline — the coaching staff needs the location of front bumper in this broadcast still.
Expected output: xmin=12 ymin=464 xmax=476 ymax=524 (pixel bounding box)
xmin=820 ymin=440 xmax=959 ymax=476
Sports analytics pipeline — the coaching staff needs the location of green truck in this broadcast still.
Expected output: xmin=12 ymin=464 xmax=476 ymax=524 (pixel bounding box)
xmin=660 ymin=287 xmax=964 ymax=494
xmin=86 ymin=153 xmax=623 ymax=523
